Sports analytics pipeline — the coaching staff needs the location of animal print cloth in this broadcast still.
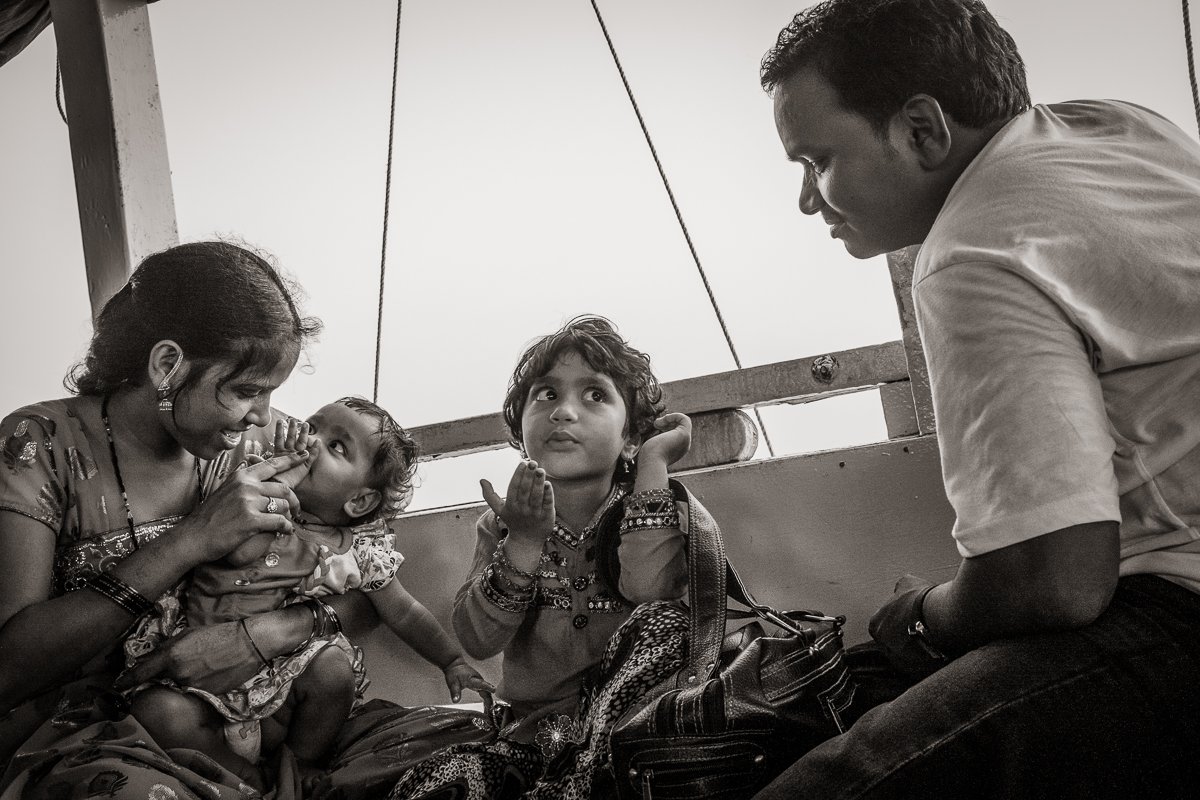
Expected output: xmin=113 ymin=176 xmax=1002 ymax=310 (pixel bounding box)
xmin=389 ymin=601 xmax=688 ymax=800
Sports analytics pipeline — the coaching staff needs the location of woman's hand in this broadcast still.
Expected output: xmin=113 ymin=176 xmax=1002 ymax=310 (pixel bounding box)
xmin=480 ymin=460 xmax=555 ymax=549
xmin=638 ymin=413 xmax=693 ymax=469
xmin=116 ymin=618 xmax=265 ymax=694
xmin=178 ymin=453 xmax=306 ymax=564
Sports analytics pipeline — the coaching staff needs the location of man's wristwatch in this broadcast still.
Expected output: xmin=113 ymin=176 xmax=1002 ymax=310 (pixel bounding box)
xmin=906 ymin=586 xmax=948 ymax=662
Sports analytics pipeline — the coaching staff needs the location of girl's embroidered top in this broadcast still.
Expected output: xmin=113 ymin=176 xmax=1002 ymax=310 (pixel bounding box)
xmin=452 ymin=482 xmax=691 ymax=740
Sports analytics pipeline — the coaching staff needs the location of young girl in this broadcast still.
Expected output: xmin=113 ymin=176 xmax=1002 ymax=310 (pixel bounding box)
xmin=126 ymin=397 xmax=490 ymax=784
xmin=452 ymin=315 xmax=692 ymax=746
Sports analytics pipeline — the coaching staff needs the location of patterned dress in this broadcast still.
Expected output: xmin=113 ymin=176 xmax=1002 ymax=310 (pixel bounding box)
xmin=123 ymin=517 xmax=405 ymax=762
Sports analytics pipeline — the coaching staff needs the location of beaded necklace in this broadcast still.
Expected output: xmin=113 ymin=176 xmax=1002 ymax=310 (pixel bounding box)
xmin=100 ymin=395 xmax=202 ymax=552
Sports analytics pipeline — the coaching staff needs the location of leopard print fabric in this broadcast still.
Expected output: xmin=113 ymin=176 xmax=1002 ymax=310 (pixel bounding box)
xmin=389 ymin=601 xmax=689 ymax=800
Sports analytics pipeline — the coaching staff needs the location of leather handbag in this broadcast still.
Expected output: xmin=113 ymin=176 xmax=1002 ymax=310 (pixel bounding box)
xmin=607 ymin=482 xmax=853 ymax=799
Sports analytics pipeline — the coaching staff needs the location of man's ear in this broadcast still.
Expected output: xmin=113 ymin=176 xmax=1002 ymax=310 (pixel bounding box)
xmin=892 ymin=94 xmax=953 ymax=169
xmin=147 ymin=340 xmax=186 ymax=390
xmin=343 ymin=488 xmax=382 ymax=520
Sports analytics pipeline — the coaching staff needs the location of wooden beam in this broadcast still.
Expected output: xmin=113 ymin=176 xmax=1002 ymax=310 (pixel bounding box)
xmin=886 ymin=246 xmax=935 ymax=434
xmin=49 ymin=0 xmax=177 ymax=319
xmin=672 ymin=409 xmax=758 ymax=471
xmin=879 ymin=381 xmax=920 ymax=439
xmin=410 ymin=341 xmax=910 ymax=459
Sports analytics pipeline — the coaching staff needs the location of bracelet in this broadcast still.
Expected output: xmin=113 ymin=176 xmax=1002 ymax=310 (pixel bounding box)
xmin=239 ymin=618 xmax=270 ymax=667
xmin=288 ymin=597 xmax=343 ymax=657
xmin=299 ymin=596 xmax=343 ymax=638
xmin=84 ymin=571 xmax=155 ymax=617
xmin=481 ymin=564 xmax=535 ymax=613
xmin=623 ymin=487 xmax=676 ymax=517
xmin=494 ymin=539 xmax=539 ymax=581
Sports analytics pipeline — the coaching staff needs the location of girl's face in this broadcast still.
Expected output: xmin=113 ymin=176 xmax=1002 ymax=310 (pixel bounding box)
xmin=521 ymin=350 xmax=638 ymax=485
xmin=169 ymin=356 xmax=296 ymax=460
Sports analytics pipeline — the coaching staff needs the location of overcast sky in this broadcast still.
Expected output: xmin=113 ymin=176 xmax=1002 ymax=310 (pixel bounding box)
xmin=2 ymin=0 xmax=1196 ymax=509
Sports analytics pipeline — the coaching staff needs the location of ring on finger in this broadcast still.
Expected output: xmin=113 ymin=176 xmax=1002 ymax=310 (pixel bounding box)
xmin=265 ymin=497 xmax=280 ymax=514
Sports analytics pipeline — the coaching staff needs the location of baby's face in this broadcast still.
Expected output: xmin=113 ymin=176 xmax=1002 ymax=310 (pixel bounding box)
xmin=294 ymin=402 xmax=380 ymax=524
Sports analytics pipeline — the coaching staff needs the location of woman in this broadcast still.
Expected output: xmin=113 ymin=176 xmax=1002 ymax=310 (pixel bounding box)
xmin=0 ymin=242 xmax=488 ymax=798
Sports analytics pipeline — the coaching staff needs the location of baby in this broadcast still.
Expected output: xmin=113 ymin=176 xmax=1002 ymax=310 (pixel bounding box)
xmin=126 ymin=397 xmax=490 ymax=784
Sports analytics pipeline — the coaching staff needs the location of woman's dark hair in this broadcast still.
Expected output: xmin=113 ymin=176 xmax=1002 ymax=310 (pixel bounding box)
xmin=67 ymin=241 xmax=322 ymax=401
xmin=502 ymin=315 xmax=665 ymax=462
xmin=760 ymin=0 xmax=1030 ymax=134
xmin=336 ymin=396 xmax=419 ymax=522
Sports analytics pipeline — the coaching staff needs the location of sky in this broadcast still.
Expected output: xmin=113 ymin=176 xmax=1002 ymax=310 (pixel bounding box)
xmin=2 ymin=0 xmax=1197 ymax=510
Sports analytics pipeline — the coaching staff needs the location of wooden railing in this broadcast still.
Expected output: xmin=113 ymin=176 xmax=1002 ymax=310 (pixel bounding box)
xmin=409 ymin=249 xmax=932 ymax=468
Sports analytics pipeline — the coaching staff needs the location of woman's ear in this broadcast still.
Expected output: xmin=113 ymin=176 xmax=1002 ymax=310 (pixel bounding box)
xmin=343 ymin=488 xmax=382 ymax=520
xmin=621 ymin=437 xmax=640 ymax=462
xmin=147 ymin=340 xmax=186 ymax=393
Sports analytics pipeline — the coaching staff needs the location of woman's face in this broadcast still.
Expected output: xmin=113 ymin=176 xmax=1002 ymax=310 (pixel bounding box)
xmin=169 ymin=355 xmax=297 ymax=460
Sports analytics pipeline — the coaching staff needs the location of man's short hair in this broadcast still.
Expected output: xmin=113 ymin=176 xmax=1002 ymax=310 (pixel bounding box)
xmin=761 ymin=0 xmax=1030 ymax=133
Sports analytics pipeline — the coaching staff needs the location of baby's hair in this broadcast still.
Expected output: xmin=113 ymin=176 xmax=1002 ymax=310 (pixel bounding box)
xmin=502 ymin=315 xmax=665 ymax=455
xmin=335 ymin=396 xmax=419 ymax=522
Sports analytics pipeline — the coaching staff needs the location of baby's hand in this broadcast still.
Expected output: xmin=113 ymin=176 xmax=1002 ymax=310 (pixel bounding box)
xmin=480 ymin=460 xmax=555 ymax=547
xmin=442 ymin=657 xmax=495 ymax=704
xmin=637 ymin=413 xmax=693 ymax=468
xmin=270 ymin=417 xmax=313 ymax=490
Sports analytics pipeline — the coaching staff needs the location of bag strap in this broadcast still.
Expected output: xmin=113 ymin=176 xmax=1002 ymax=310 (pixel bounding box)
xmin=673 ymin=480 xmax=844 ymax=683
xmin=675 ymin=479 xmax=727 ymax=684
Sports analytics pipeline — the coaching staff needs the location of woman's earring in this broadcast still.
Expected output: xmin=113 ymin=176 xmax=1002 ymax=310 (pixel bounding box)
xmin=157 ymin=354 xmax=184 ymax=413
xmin=620 ymin=457 xmax=633 ymax=478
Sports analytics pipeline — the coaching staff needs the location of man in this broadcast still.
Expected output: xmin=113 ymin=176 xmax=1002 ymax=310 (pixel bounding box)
xmin=756 ymin=1 xmax=1200 ymax=797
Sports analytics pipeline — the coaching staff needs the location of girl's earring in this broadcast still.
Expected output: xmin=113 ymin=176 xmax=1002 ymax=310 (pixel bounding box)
xmin=621 ymin=457 xmax=633 ymax=478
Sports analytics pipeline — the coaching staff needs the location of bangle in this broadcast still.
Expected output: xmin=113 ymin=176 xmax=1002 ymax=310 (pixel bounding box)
xmin=83 ymin=571 xmax=154 ymax=617
xmin=300 ymin=596 xmax=343 ymax=638
xmin=623 ymin=487 xmax=675 ymax=516
xmin=480 ymin=564 xmax=535 ymax=613
xmin=494 ymin=539 xmax=539 ymax=581
xmin=620 ymin=488 xmax=680 ymax=533
xmin=240 ymin=618 xmax=270 ymax=667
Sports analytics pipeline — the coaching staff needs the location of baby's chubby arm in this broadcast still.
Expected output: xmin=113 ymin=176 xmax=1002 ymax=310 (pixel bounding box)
xmin=369 ymin=579 xmax=494 ymax=703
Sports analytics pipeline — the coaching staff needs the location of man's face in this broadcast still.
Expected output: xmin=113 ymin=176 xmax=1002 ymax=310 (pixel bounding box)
xmin=773 ymin=68 xmax=931 ymax=258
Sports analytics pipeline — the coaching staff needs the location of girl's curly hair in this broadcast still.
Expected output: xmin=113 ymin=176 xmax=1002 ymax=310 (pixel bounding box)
xmin=502 ymin=315 xmax=665 ymax=457
xmin=336 ymin=397 xmax=419 ymax=522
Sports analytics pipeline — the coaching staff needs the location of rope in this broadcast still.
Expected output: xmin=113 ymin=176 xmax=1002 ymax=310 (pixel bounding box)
xmin=374 ymin=0 xmax=403 ymax=403
xmin=55 ymin=55 xmax=67 ymax=124
xmin=587 ymin=0 xmax=775 ymax=457
xmin=1185 ymin=0 xmax=1200 ymax=137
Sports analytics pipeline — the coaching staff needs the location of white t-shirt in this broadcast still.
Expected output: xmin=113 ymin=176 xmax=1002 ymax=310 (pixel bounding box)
xmin=914 ymin=99 xmax=1200 ymax=591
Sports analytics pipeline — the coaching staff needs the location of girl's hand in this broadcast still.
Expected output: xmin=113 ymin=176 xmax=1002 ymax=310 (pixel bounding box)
xmin=179 ymin=453 xmax=306 ymax=563
xmin=442 ymin=657 xmax=495 ymax=704
xmin=637 ymin=413 xmax=693 ymax=469
xmin=480 ymin=460 xmax=555 ymax=547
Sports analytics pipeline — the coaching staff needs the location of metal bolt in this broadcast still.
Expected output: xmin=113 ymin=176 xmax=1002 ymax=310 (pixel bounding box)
xmin=811 ymin=354 xmax=839 ymax=384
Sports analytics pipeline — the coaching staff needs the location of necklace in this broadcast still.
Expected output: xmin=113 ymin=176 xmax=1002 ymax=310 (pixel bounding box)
xmin=100 ymin=395 xmax=202 ymax=551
